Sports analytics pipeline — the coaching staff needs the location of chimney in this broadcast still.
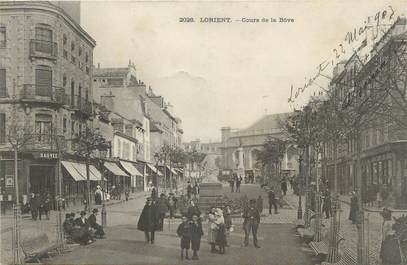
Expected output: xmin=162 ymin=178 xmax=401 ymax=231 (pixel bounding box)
xmin=100 ymin=92 xmax=115 ymax=111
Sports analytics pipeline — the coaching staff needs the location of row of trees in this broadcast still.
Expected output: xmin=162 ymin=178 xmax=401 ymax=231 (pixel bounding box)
xmin=282 ymin=19 xmax=407 ymax=264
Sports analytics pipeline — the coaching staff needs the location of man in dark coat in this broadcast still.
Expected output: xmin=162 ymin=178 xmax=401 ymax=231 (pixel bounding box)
xmin=322 ymin=189 xmax=332 ymax=219
xmin=242 ymin=199 xmax=261 ymax=248
xmin=157 ymin=194 xmax=169 ymax=231
xmin=73 ymin=211 xmax=94 ymax=245
xmin=190 ymin=214 xmax=204 ymax=260
xmin=236 ymin=176 xmax=242 ymax=193
xmin=349 ymin=191 xmax=358 ymax=224
xmin=256 ymin=195 xmax=263 ymax=214
xmin=137 ymin=197 xmax=159 ymax=244
xmin=29 ymin=193 xmax=39 ymax=221
xmin=88 ymin=208 xmax=105 ymax=238
xmin=281 ymin=178 xmax=288 ymax=196
xmin=268 ymin=187 xmax=278 ymax=215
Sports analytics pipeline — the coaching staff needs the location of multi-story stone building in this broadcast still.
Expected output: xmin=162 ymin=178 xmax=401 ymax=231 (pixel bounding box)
xmin=0 ymin=1 xmax=96 ymax=205
xmin=220 ymin=113 xmax=298 ymax=182
xmin=323 ymin=18 xmax=407 ymax=208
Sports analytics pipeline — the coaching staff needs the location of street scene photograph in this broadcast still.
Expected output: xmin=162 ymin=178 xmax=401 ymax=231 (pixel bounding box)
xmin=0 ymin=1 xmax=407 ymax=264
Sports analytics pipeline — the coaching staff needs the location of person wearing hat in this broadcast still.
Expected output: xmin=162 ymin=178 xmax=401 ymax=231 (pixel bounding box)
xmin=74 ymin=211 xmax=94 ymax=245
xmin=88 ymin=208 xmax=105 ymax=238
xmin=380 ymin=208 xmax=402 ymax=264
xmin=242 ymin=199 xmax=261 ymax=248
xmin=349 ymin=191 xmax=359 ymax=224
xmin=95 ymin=186 xmax=102 ymax=205
xmin=137 ymin=197 xmax=159 ymax=244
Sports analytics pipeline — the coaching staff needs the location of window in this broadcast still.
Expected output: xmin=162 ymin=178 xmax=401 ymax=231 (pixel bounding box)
xmin=35 ymin=67 xmax=52 ymax=96
xmin=63 ymin=34 xmax=67 ymax=45
xmin=62 ymin=74 xmax=67 ymax=88
xmin=78 ymin=46 xmax=82 ymax=57
xmin=85 ymin=52 xmax=89 ymax=63
xmin=71 ymin=41 xmax=75 ymax=52
xmin=35 ymin=27 xmax=53 ymax=54
xmin=71 ymin=80 xmax=75 ymax=105
xmin=0 ymin=27 xmax=6 ymax=48
xmin=71 ymin=55 xmax=76 ymax=64
xmin=0 ymin=113 xmax=5 ymax=143
xmin=63 ymin=118 xmax=67 ymax=134
xmin=71 ymin=121 xmax=75 ymax=136
xmin=63 ymin=50 xmax=68 ymax=59
xmin=0 ymin=69 xmax=6 ymax=97
xmin=35 ymin=114 xmax=52 ymax=142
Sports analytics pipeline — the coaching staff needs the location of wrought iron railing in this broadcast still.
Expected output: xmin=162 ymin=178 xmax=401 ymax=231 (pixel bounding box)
xmin=20 ymin=84 xmax=65 ymax=105
xmin=23 ymin=133 xmax=66 ymax=151
xmin=68 ymin=95 xmax=92 ymax=115
xmin=29 ymin=39 xmax=58 ymax=59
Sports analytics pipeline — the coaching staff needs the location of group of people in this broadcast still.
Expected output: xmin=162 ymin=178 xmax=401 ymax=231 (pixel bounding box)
xmin=29 ymin=193 xmax=52 ymax=221
xmin=63 ymin=208 xmax=105 ymax=245
xmin=229 ymin=174 xmax=243 ymax=193
xmin=186 ymin=182 xmax=200 ymax=200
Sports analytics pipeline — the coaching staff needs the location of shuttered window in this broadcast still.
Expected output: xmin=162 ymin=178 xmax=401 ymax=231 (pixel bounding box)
xmin=0 ymin=113 xmax=5 ymax=143
xmin=35 ymin=68 xmax=52 ymax=96
xmin=0 ymin=27 xmax=5 ymax=48
xmin=35 ymin=27 xmax=52 ymax=54
xmin=0 ymin=69 xmax=6 ymax=97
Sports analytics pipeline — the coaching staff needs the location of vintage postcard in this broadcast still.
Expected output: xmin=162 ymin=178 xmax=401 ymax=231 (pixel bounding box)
xmin=0 ymin=1 xmax=407 ymax=264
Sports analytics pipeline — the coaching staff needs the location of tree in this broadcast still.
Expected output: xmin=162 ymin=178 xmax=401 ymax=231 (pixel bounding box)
xmin=72 ymin=126 xmax=109 ymax=211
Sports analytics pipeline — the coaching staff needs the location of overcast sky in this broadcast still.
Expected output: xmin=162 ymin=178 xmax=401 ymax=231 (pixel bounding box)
xmin=81 ymin=0 xmax=407 ymax=142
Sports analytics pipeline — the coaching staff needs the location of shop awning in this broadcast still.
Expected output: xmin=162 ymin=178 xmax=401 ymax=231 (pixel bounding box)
xmin=62 ymin=161 xmax=85 ymax=181
xmin=147 ymin=163 xmax=163 ymax=176
xmin=120 ymin=161 xmax=143 ymax=176
xmin=89 ymin=165 xmax=102 ymax=181
xmin=167 ymin=166 xmax=178 ymax=175
xmin=104 ymin=162 xmax=129 ymax=177
xmin=71 ymin=163 xmax=100 ymax=181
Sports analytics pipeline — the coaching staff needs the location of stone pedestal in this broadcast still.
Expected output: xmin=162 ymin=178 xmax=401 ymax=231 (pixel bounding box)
xmin=198 ymin=182 xmax=223 ymax=211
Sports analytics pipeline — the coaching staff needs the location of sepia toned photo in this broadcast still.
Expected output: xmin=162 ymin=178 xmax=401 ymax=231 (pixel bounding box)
xmin=0 ymin=1 xmax=407 ymax=264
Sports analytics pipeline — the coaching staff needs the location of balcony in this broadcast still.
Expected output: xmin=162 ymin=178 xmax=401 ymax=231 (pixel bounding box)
xmin=67 ymin=95 xmax=92 ymax=115
xmin=23 ymin=134 xmax=66 ymax=151
xmin=29 ymin=39 xmax=58 ymax=60
xmin=20 ymin=84 xmax=65 ymax=105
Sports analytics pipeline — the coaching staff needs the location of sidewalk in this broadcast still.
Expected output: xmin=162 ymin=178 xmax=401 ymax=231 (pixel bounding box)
xmin=0 ymin=191 xmax=148 ymax=265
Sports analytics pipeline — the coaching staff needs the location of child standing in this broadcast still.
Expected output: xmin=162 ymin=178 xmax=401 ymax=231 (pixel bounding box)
xmin=177 ymin=216 xmax=191 ymax=260
xmin=190 ymin=215 xmax=204 ymax=260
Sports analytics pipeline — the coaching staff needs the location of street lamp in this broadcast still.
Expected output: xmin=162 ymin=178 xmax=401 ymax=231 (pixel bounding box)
xmin=297 ymin=154 xmax=303 ymax=219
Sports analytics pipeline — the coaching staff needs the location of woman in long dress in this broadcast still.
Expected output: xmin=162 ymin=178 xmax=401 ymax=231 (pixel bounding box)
xmin=207 ymin=208 xmax=218 ymax=253
xmin=380 ymin=208 xmax=402 ymax=265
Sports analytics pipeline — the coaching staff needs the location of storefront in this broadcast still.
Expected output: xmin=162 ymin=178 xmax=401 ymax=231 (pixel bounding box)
xmin=103 ymin=161 xmax=130 ymax=193
xmin=119 ymin=160 xmax=143 ymax=192
xmin=146 ymin=163 xmax=163 ymax=190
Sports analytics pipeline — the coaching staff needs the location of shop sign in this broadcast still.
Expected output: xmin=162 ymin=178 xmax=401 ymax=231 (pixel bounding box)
xmin=5 ymin=175 xmax=14 ymax=187
xmin=33 ymin=152 xmax=58 ymax=160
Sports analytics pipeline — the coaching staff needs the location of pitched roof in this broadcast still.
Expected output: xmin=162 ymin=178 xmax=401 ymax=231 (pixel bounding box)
xmin=242 ymin=112 xmax=290 ymax=132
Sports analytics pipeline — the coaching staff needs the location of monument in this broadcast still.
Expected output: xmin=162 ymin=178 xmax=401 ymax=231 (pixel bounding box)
xmin=197 ymin=173 xmax=223 ymax=211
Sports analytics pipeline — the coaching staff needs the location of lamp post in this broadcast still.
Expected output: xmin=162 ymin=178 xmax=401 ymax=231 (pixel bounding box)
xmin=297 ymin=154 xmax=303 ymax=219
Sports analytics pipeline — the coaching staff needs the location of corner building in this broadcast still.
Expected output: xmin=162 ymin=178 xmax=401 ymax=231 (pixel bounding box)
xmin=0 ymin=1 xmax=96 ymax=206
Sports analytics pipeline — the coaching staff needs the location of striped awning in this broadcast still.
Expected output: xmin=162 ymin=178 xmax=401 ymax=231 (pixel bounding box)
xmin=62 ymin=161 xmax=85 ymax=181
xmin=120 ymin=160 xmax=143 ymax=176
xmin=167 ymin=166 xmax=178 ymax=175
xmin=104 ymin=162 xmax=129 ymax=177
xmin=147 ymin=163 xmax=163 ymax=176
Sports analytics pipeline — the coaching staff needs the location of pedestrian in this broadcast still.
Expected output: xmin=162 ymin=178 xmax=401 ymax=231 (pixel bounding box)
xmin=379 ymin=208 xmax=402 ymax=265
xmin=168 ymin=193 xmax=177 ymax=219
xmin=281 ymin=178 xmax=288 ymax=196
xmin=63 ymin=213 xmax=74 ymax=241
xmin=187 ymin=182 xmax=193 ymax=199
xmin=192 ymin=183 xmax=198 ymax=199
xmin=268 ymin=187 xmax=278 ymax=215
xmin=236 ymin=176 xmax=242 ymax=193
xmin=29 ymin=193 xmax=39 ymax=221
xmin=214 ymin=209 xmax=227 ymax=254
xmin=229 ymin=177 xmax=235 ymax=193
xmin=256 ymin=195 xmax=263 ymax=214
xmin=186 ymin=199 xmax=199 ymax=218
xmin=88 ymin=208 xmax=105 ymax=238
xmin=74 ymin=211 xmax=94 ymax=245
xmin=190 ymin=214 xmax=204 ymax=260
xmin=349 ymin=191 xmax=358 ymax=224
xmin=207 ymin=207 xmax=219 ymax=253
xmin=95 ymin=185 xmax=102 ymax=205
xmin=322 ymin=189 xmax=332 ymax=219
xmin=37 ymin=193 xmax=45 ymax=220
xmin=151 ymin=186 xmax=158 ymax=201
xmin=137 ymin=197 xmax=159 ymax=244
xmin=242 ymin=199 xmax=261 ymax=248
xmin=125 ymin=187 xmax=130 ymax=201
xmin=157 ymin=193 xmax=169 ymax=231
xmin=177 ymin=216 xmax=192 ymax=260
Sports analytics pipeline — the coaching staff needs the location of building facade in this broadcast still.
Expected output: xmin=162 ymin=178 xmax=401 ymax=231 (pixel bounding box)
xmin=220 ymin=113 xmax=298 ymax=182
xmin=323 ymin=18 xmax=407 ymax=208
xmin=0 ymin=1 xmax=96 ymax=205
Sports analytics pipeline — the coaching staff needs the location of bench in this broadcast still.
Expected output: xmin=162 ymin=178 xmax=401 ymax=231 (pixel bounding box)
xmin=309 ymin=233 xmax=344 ymax=258
xmin=20 ymin=233 xmax=62 ymax=263
xmin=321 ymin=247 xmax=357 ymax=265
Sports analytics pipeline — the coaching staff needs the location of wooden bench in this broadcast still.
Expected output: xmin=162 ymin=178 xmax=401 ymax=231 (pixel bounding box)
xmin=321 ymin=247 xmax=357 ymax=265
xmin=309 ymin=233 xmax=344 ymax=258
xmin=20 ymin=233 xmax=62 ymax=263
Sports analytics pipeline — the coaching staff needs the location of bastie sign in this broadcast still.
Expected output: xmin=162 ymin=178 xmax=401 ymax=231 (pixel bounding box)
xmin=33 ymin=152 xmax=58 ymax=160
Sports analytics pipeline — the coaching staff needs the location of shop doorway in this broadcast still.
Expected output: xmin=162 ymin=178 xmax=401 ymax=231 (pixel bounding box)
xmin=29 ymin=165 xmax=55 ymax=207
